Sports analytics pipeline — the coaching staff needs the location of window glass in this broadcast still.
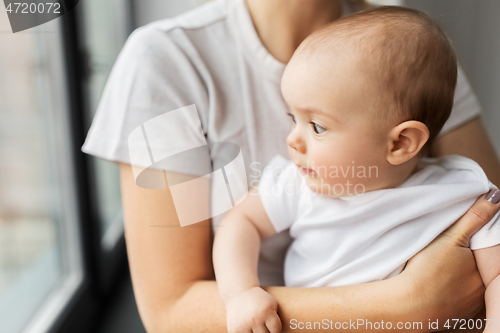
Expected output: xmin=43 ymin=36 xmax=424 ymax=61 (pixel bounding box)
xmin=0 ymin=10 xmax=82 ymax=333
xmin=80 ymin=0 xmax=132 ymax=250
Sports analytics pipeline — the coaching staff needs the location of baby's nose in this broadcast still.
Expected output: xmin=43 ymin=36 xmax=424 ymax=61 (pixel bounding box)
xmin=287 ymin=130 xmax=306 ymax=154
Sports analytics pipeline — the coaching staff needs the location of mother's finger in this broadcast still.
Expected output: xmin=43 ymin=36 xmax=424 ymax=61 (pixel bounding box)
xmin=253 ymin=325 xmax=270 ymax=333
xmin=445 ymin=189 xmax=500 ymax=247
xmin=266 ymin=312 xmax=282 ymax=333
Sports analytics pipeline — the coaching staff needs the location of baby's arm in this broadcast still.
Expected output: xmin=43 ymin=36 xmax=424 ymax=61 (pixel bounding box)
xmin=213 ymin=187 xmax=281 ymax=333
xmin=473 ymin=244 xmax=500 ymax=332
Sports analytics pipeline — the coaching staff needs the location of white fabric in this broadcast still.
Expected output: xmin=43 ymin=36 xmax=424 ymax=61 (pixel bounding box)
xmin=81 ymin=0 xmax=483 ymax=285
xmin=259 ymin=155 xmax=500 ymax=287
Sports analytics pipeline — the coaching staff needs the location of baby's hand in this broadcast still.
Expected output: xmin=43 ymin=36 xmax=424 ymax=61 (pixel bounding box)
xmin=225 ymin=287 xmax=282 ymax=333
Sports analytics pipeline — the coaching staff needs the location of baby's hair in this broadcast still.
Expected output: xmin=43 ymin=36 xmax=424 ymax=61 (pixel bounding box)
xmin=296 ymin=6 xmax=457 ymax=153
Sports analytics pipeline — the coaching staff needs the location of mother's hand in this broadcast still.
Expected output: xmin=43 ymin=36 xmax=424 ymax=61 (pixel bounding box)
xmin=402 ymin=189 xmax=500 ymax=331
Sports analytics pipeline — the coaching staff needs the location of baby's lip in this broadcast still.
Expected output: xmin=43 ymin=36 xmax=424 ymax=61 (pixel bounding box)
xmin=296 ymin=164 xmax=316 ymax=176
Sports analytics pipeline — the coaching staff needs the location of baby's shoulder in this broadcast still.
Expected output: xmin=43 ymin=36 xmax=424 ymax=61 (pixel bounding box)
xmin=411 ymin=155 xmax=491 ymax=187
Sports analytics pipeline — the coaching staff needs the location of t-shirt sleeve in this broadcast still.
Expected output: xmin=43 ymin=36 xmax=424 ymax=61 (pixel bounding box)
xmin=258 ymin=155 xmax=302 ymax=233
xmin=81 ymin=24 xmax=209 ymax=175
xmin=439 ymin=63 xmax=482 ymax=136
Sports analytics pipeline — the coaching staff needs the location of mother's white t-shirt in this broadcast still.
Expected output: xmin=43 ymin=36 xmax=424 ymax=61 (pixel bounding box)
xmin=82 ymin=0 xmax=483 ymax=286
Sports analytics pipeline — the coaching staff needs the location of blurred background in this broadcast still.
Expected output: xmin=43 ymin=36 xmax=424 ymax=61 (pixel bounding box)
xmin=0 ymin=0 xmax=498 ymax=332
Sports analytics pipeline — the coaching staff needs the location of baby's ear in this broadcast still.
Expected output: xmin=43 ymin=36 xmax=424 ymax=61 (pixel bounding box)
xmin=386 ymin=121 xmax=429 ymax=165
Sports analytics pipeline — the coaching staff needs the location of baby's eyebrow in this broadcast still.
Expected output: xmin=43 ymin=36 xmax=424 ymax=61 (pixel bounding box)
xmin=296 ymin=105 xmax=342 ymax=124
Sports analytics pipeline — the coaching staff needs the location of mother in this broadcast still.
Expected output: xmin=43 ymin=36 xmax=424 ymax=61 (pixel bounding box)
xmin=83 ymin=0 xmax=500 ymax=332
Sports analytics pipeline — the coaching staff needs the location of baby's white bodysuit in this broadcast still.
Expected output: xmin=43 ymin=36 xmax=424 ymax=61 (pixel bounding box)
xmin=259 ymin=155 xmax=500 ymax=288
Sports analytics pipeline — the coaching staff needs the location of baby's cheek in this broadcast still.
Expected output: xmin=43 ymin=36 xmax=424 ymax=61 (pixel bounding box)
xmin=317 ymin=160 xmax=380 ymax=195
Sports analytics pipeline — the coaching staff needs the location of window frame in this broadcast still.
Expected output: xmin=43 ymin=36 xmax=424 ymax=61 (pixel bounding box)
xmin=39 ymin=2 xmax=133 ymax=332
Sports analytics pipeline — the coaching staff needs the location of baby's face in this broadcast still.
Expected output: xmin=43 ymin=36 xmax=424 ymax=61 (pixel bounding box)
xmin=281 ymin=52 xmax=393 ymax=197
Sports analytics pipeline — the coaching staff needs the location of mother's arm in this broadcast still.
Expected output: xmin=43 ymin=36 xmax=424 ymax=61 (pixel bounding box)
xmin=120 ymin=163 xmax=498 ymax=333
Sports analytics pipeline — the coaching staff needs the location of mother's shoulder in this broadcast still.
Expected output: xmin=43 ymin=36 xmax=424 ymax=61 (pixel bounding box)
xmin=140 ymin=0 xmax=229 ymax=34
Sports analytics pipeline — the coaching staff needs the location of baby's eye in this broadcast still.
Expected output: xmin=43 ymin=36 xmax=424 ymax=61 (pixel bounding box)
xmin=287 ymin=113 xmax=296 ymax=123
xmin=312 ymin=123 xmax=326 ymax=134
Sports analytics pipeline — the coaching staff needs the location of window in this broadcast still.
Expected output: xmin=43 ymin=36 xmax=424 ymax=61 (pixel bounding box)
xmin=0 ymin=14 xmax=83 ymax=333
xmin=79 ymin=0 xmax=132 ymax=250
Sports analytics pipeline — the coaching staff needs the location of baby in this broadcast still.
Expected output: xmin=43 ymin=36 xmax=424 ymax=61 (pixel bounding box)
xmin=213 ymin=6 xmax=500 ymax=333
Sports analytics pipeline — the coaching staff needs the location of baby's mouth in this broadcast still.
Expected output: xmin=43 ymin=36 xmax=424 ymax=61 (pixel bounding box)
xmin=297 ymin=165 xmax=316 ymax=176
